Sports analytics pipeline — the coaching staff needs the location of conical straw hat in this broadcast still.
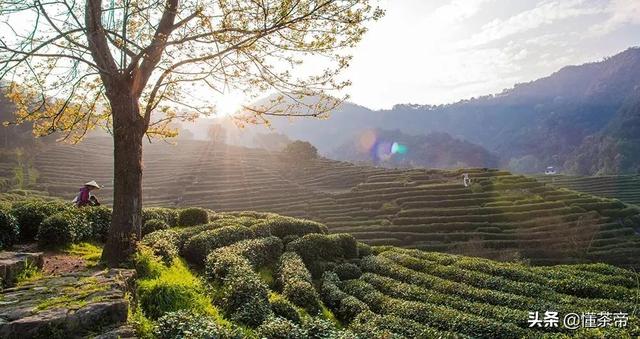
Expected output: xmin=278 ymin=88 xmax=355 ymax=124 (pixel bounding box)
xmin=84 ymin=180 xmax=102 ymax=189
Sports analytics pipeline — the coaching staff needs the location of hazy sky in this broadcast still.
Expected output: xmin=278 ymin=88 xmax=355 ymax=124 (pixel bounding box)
xmin=344 ymin=0 xmax=640 ymax=109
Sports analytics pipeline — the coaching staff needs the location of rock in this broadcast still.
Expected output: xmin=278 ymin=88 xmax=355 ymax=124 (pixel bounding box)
xmin=0 ymin=252 xmax=44 ymax=287
xmin=0 ymin=269 xmax=135 ymax=339
xmin=93 ymin=324 xmax=137 ymax=339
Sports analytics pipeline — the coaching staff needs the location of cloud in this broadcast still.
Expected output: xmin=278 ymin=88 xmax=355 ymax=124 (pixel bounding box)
xmin=590 ymin=0 xmax=640 ymax=35
xmin=461 ymin=0 xmax=603 ymax=47
xmin=431 ymin=0 xmax=494 ymax=25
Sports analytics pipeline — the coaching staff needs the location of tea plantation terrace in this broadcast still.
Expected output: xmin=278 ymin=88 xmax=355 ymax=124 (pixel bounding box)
xmin=536 ymin=174 xmax=640 ymax=206
xmin=19 ymin=137 xmax=640 ymax=267
xmin=0 ymin=196 xmax=638 ymax=337
xmin=136 ymin=211 xmax=639 ymax=338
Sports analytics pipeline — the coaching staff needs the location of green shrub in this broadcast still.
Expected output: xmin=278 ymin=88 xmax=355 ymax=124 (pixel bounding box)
xmin=349 ymin=311 xmax=438 ymax=338
xmin=0 ymin=209 xmax=19 ymax=250
xmin=303 ymin=317 xmax=353 ymax=338
xmin=357 ymin=243 xmax=372 ymax=258
xmin=333 ymin=263 xmax=362 ymax=280
xmin=331 ymin=234 xmax=359 ymax=259
xmin=205 ymin=237 xmax=282 ymax=275
xmin=205 ymin=252 xmax=251 ymax=283
xmin=286 ymin=233 xmax=358 ymax=265
xmin=142 ymin=219 xmax=169 ymax=237
xmin=81 ymin=206 xmax=111 ymax=242
xmin=178 ymin=208 xmax=210 ymax=227
xmin=277 ymin=252 xmax=321 ymax=314
xmin=338 ymin=296 xmax=370 ymax=323
xmin=134 ymin=246 xmax=165 ymax=279
xmin=219 ymin=256 xmax=272 ymax=326
xmin=154 ymin=310 xmax=241 ymax=339
xmin=11 ymin=198 xmax=70 ymax=242
xmin=320 ymin=272 xmax=347 ymax=310
xmin=269 ymin=293 xmax=301 ymax=324
xmin=282 ymin=234 xmax=299 ymax=246
xmin=36 ymin=210 xmax=90 ymax=249
xmin=182 ymin=225 xmax=253 ymax=266
xmin=141 ymin=229 xmax=180 ymax=265
xmin=470 ymin=183 xmax=484 ymax=193
xmin=256 ymin=317 xmax=306 ymax=339
xmin=143 ymin=208 xmax=179 ymax=227
xmin=251 ymin=217 xmax=327 ymax=239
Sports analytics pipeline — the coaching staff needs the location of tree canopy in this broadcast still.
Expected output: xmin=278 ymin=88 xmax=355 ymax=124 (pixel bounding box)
xmin=1 ymin=0 xmax=383 ymax=141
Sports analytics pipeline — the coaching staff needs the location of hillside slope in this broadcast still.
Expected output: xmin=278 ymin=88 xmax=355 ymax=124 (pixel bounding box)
xmin=330 ymin=129 xmax=499 ymax=169
xmin=21 ymin=138 xmax=640 ymax=267
xmin=258 ymin=47 xmax=640 ymax=174
xmin=536 ymin=175 xmax=640 ymax=206
xmin=133 ymin=212 xmax=640 ymax=338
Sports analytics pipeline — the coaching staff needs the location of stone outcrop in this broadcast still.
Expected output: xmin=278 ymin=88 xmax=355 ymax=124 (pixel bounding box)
xmin=0 ymin=252 xmax=44 ymax=287
xmin=0 ymin=268 xmax=135 ymax=339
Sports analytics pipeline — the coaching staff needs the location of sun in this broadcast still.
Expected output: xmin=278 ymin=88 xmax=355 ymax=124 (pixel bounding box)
xmin=213 ymin=91 xmax=247 ymax=117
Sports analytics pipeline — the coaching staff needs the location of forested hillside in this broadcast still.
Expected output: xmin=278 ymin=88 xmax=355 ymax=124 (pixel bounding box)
xmin=259 ymin=48 xmax=640 ymax=175
xmin=330 ymin=129 xmax=499 ymax=169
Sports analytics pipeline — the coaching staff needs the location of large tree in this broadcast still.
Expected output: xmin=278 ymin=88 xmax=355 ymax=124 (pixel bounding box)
xmin=0 ymin=0 xmax=382 ymax=265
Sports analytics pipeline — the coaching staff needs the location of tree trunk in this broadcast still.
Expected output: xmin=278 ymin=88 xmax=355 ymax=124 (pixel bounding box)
xmin=101 ymin=92 xmax=145 ymax=267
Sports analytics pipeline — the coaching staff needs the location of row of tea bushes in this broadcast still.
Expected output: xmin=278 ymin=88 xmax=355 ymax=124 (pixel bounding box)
xmin=136 ymin=210 xmax=640 ymax=338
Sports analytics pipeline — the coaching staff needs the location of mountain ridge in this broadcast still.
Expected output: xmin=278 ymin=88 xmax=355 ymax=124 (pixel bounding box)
xmin=257 ymin=47 xmax=640 ymax=175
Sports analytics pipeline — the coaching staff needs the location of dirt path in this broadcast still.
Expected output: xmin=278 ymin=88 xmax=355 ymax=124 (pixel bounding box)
xmin=42 ymin=253 xmax=88 ymax=275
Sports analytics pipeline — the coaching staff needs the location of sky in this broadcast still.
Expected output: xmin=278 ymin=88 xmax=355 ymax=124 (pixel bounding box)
xmin=4 ymin=0 xmax=640 ymax=116
xmin=342 ymin=0 xmax=640 ymax=109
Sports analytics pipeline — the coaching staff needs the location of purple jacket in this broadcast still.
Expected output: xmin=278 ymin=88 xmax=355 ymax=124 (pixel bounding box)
xmin=77 ymin=186 xmax=91 ymax=207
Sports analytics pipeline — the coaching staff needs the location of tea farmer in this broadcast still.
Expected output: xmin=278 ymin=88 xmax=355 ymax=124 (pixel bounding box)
xmin=74 ymin=180 xmax=103 ymax=207
xmin=462 ymin=173 xmax=471 ymax=187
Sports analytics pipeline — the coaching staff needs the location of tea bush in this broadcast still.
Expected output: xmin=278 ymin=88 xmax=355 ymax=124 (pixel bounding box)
xmin=0 ymin=209 xmax=19 ymax=250
xmin=277 ymin=252 xmax=320 ymax=314
xmin=256 ymin=317 xmax=305 ymax=339
xmin=269 ymin=293 xmax=301 ymax=324
xmin=11 ymin=198 xmax=70 ymax=242
xmin=142 ymin=219 xmax=170 ymax=237
xmin=286 ymin=233 xmax=358 ymax=264
xmin=36 ymin=210 xmax=91 ymax=248
xmin=182 ymin=225 xmax=253 ymax=265
xmin=178 ymin=207 xmax=209 ymax=227
xmin=218 ymin=255 xmax=272 ymax=326
xmin=206 ymin=237 xmax=282 ymax=274
xmin=143 ymin=207 xmax=179 ymax=227
xmin=333 ymin=263 xmax=362 ymax=280
xmin=141 ymin=229 xmax=180 ymax=265
xmin=251 ymin=216 xmax=327 ymax=239
xmin=81 ymin=206 xmax=112 ymax=242
xmin=154 ymin=310 xmax=241 ymax=339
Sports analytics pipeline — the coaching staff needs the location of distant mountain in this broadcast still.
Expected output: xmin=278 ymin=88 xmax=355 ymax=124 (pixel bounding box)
xmin=564 ymin=88 xmax=640 ymax=175
xmin=262 ymin=47 xmax=640 ymax=174
xmin=330 ymin=129 xmax=498 ymax=169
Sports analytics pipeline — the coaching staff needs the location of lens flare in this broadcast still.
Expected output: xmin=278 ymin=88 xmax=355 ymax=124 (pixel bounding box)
xmin=391 ymin=142 xmax=408 ymax=155
xmin=359 ymin=130 xmax=377 ymax=152
xmin=356 ymin=130 xmax=408 ymax=163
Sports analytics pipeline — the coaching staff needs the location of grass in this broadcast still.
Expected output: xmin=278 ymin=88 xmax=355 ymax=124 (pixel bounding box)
xmin=63 ymin=242 xmax=102 ymax=267
xmin=132 ymin=250 xmax=236 ymax=336
xmin=319 ymin=303 xmax=342 ymax=328
xmin=129 ymin=299 xmax=155 ymax=339
xmin=258 ymin=266 xmax=275 ymax=288
xmin=136 ymin=257 xmax=219 ymax=319
xmin=15 ymin=260 xmax=43 ymax=285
